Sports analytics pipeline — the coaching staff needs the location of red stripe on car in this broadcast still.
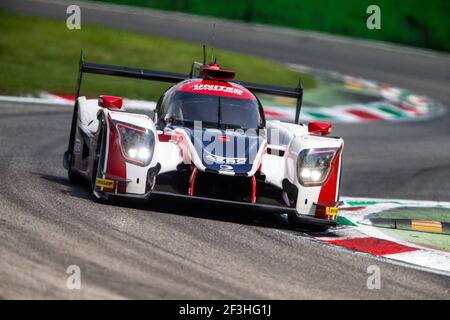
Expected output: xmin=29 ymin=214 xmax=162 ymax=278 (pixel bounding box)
xmin=106 ymin=115 xmax=127 ymax=193
xmin=188 ymin=167 xmax=199 ymax=196
xmin=250 ymin=175 xmax=257 ymax=204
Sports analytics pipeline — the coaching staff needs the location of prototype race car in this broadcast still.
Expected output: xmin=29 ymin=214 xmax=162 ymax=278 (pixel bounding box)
xmin=64 ymin=52 xmax=344 ymax=229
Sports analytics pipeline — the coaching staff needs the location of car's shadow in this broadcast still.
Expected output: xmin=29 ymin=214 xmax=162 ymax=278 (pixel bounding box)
xmin=37 ymin=172 xmax=338 ymax=236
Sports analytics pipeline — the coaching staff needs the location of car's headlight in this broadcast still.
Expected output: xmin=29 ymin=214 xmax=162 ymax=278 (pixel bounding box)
xmin=297 ymin=148 xmax=339 ymax=186
xmin=114 ymin=121 xmax=155 ymax=166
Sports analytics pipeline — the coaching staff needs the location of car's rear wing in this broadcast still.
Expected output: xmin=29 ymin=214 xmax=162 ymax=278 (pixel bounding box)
xmin=76 ymin=52 xmax=304 ymax=123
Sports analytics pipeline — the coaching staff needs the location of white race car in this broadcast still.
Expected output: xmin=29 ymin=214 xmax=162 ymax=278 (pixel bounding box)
xmin=64 ymin=53 xmax=344 ymax=229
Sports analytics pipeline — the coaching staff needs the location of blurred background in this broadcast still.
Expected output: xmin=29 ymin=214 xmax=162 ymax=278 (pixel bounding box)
xmin=94 ymin=0 xmax=450 ymax=52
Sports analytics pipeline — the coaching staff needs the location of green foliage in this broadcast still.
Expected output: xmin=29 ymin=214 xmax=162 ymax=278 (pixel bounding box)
xmin=0 ymin=11 xmax=313 ymax=100
xmin=370 ymin=207 xmax=450 ymax=223
xmin=94 ymin=0 xmax=450 ymax=52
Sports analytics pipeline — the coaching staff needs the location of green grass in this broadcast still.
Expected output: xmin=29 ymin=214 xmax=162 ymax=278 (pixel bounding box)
xmin=0 ymin=11 xmax=315 ymax=100
xmin=369 ymin=207 xmax=450 ymax=223
xmin=380 ymin=228 xmax=450 ymax=252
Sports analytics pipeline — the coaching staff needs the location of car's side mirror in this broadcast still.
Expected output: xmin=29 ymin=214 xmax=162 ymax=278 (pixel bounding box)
xmin=98 ymin=95 xmax=123 ymax=109
xmin=308 ymin=122 xmax=332 ymax=136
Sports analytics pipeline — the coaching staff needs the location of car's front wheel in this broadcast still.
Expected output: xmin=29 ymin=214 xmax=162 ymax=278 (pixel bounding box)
xmin=91 ymin=118 xmax=108 ymax=202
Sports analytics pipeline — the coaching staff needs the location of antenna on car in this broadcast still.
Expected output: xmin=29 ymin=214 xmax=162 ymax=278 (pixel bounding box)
xmin=211 ymin=23 xmax=216 ymax=64
xmin=294 ymin=79 xmax=304 ymax=124
xmin=202 ymin=44 xmax=206 ymax=65
xmin=75 ymin=50 xmax=84 ymax=99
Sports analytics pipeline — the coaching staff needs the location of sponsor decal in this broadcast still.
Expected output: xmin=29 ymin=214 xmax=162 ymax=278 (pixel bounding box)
xmin=187 ymin=123 xmax=262 ymax=174
xmin=326 ymin=206 xmax=339 ymax=217
xmin=219 ymin=164 xmax=234 ymax=171
xmin=205 ymin=154 xmax=246 ymax=165
xmin=95 ymin=178 xmax=115 ymax=189
xmin=192 ymin=84 xmax=243 ymax=96
xmin=74 ymin=139 xmax=81 ymax=153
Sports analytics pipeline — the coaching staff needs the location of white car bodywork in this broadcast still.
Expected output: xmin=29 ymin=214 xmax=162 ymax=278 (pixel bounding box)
xmin=70 ymin=96 xmax=343 ymax=224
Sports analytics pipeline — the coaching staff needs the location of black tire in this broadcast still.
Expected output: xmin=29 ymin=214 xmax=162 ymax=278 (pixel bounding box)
xmin=91 ymin=118 xmax=108 ymax=203
xmin=65 ymin=149 xmax=85 ymax=185
xmin=68 ymin=166 xmax=85 ymax=185
xmin=65 ymin=102 xmax=85 ymax=185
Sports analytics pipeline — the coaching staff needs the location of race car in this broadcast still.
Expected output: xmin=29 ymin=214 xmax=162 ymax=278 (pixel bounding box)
xmin=63 ymin=52 xmax=344 ymax=229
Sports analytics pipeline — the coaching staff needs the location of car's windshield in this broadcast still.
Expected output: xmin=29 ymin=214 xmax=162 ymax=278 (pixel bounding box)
xmin=164 ymin=91 xmax=262 ymax=130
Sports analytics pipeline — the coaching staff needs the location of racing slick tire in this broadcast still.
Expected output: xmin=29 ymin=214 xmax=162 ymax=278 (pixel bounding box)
xmin=67 ymin=165 xmax=84 ymax=185
xmin=91 ymin=117 xmax=108 ymax=203
xmin=64 ymin=102 xmax=85 ymax=185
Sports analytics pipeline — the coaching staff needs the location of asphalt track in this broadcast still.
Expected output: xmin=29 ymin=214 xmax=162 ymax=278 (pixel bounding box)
xmin=0 ymin=0 xmax=449 ymax=299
